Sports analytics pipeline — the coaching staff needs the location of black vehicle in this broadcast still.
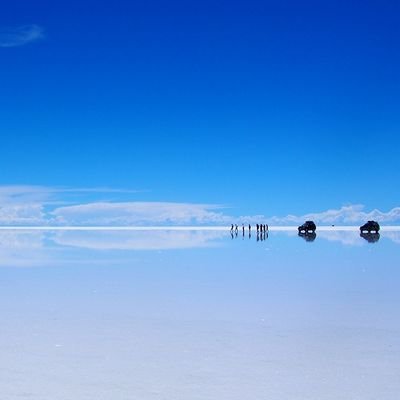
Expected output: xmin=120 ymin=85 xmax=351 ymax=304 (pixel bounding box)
xmin=360 ymin=220 xmax=380 ymax=233
xmin=298 ymin=220 xmax=316 ymax=233
xmin=298 ymin=231 xmax=317 ymax=242
xmin=360 ymin=232 xmax=380 ymax=243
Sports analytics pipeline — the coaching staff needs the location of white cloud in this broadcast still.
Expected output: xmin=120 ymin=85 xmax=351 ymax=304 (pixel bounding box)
xmin=0 ymin=186 xmax=231 ymax=226
xmin=0 ymin=25 xmax=44 ymax=48
xmin=266 ymin=205 xmax=400 ymax=225
xmin=0 ymin=204 xmax=45 ymax=225
xmin=0 ymin=185 xmax=50 ymax=225
xmin=0 ymin=185 xmax=146 ymax=225
xmin=1 ymin=185 xmax=400 ymax=227
xmin=51 ymin=202 xmax=230 ymax=226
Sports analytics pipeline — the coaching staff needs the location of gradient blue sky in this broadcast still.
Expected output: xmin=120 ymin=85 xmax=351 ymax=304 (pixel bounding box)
xmin=1 ymin=0 xmax=399 ymax=222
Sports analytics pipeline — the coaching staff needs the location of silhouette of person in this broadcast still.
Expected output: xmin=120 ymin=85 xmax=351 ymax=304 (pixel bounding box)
xmin=256 ymin=224 xmax=259 ymax=233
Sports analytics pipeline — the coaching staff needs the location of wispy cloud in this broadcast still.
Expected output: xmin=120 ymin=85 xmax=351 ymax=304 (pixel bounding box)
xmin=0 ymin=185 xmax=144 ymax=225
xmin=0 ymin=186 xmax=228 ymax=226
xmin=0 ymin=24 xmax=44 ymax=48
xmin=0 ymin=185 xmax=49 ymax=225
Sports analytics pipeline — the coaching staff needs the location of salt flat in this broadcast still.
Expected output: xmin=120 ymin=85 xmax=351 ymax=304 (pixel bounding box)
xmin=0 ymin=231 xmax=399 ymax=399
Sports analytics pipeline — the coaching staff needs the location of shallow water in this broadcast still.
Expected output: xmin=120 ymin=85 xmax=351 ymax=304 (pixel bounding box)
xmin=1 ymin=230 xmax=399 ymax=399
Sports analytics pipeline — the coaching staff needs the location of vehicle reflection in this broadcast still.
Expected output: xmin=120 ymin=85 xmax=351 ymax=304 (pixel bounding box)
xmin=360 ymin=232 xmax=380 ymax=243
xmin=298 ymin=231 xmax=317 ymax=242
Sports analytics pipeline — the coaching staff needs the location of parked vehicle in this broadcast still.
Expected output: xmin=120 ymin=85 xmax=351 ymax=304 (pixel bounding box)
xmin=360 ymin=221 xmax=380 ymax=233
xmin=298 ymin=220 xmax=316 ymax=233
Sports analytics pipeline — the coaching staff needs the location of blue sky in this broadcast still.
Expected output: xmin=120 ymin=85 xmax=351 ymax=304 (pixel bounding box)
xmin=1 ymin=0 xmax=399 ymax=224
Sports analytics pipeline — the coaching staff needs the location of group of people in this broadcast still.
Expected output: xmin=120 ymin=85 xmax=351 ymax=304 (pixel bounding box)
xmin=230 ymin=223 xmax=269 ymax=234
xmin=230 ymin=223 xmax=269 ymax=240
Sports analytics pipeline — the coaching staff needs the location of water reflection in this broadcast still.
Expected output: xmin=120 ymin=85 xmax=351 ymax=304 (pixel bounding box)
xmin=53 ymin=229 xmax=225 ymax=250
xmin=256 ymin=231 xmax=268 ymax=241
xmin=0 ymin=230 xmax=227 ymax=268
xmin=2 ymin=228 xmax=400 ymax=399
xmin=0 ymin=231 xmax=47 ymax=267
xmin=298 ymin=231 xmax=317 ymax=242
xmin=360 ymin=232 xmax=380 ymax=243
xmin=0 ymin=228 xmax=399 ymax=268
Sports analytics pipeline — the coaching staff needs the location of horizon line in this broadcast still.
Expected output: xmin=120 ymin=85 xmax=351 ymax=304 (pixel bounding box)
xmin=0 ymin=226 xmax=399 ymax=231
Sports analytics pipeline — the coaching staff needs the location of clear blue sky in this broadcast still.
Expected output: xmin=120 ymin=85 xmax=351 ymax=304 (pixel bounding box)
xmin=1 ymin=0 xmax=399 ymax=219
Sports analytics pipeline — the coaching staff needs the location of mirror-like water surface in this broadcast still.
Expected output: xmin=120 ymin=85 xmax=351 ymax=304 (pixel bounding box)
xmin=1 ymin=229 xmax=399 ymax=399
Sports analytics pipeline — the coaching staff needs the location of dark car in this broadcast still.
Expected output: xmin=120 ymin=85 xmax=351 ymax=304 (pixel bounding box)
xmin=298 ymin=220 xmax=316 ymax=233
xmin=360 ymin=220 xmax=380 ymax=233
